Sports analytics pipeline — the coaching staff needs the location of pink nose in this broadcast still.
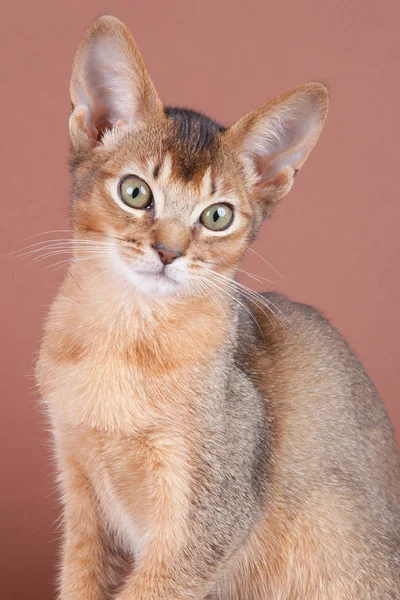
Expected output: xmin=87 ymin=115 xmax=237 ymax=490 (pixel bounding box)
xmin=154 ymin=245 xmax=182 ymax=265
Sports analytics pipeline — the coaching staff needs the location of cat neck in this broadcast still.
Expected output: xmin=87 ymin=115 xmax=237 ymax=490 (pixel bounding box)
xmin=52 ymin=261 xmax=236 ymax=370
xmin=39 ymin=262 xmax=237 ymax=433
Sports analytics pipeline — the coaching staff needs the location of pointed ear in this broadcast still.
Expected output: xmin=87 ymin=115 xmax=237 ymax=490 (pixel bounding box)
xmin=69 ymin=15 xmax=163 ymax=154
xmin=227 ymin=83 xmax=328 ymax=215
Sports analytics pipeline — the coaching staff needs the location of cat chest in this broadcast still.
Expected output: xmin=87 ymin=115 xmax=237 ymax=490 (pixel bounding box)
xmin=41 ymin=342 xmax=197 ymax=434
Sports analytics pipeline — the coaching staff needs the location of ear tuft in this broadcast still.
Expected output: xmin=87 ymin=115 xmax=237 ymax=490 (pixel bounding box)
xmin=69 ymin=15 xmax=162 ymax=154
xmin=228 ymin=82 xmax=328 ymax=214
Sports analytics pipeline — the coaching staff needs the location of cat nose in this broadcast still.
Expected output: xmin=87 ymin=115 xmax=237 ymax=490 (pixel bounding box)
xmin=153 ymin=244 xmax=183 ymax=265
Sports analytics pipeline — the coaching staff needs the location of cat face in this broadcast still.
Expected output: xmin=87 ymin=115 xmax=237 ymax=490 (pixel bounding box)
xmin=72 ymin=108 xmax=258 ymax=297
xmin=69 ymin=16 xmax=328 ymax=298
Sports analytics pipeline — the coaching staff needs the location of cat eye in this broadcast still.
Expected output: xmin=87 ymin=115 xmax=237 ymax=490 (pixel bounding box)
xmin=200 ymin=203 xmax=234 ymax=231
xmin=118 ymin=176 xmax=153 ymax=209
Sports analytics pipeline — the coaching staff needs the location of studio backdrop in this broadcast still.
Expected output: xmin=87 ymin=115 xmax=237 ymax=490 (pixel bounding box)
xmin=1 ymin=1 xmax=399 ymax=598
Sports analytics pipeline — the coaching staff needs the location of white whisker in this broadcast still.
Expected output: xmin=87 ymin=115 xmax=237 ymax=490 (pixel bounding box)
xmin=34 ymin=249 xmax=111 ymax=263
xmin=205 ymin=271 xmax=276 ymax=331
xmin=247 ymin=247 xmax=285 ymax=279
xmin=8 ymin=239 xmax=116 ymax=260
xmin=236 ymin=268 xmax=275 ymax=286
xmin=201 ymin=274 xmax=264 ymax=335
xmin=46 ymin=255 xmax=109 ymax=274
xmin=206 ymin=270 xmax=290 ymax=330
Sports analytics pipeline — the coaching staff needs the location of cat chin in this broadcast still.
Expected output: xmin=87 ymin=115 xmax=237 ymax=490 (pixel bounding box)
xmin=108 ymin=247 xmax=195 ymax=299
xmin=111 ymin=256 xmax=182 ymax=298
xmin=130 ymin=270 xmax=181 ymax=297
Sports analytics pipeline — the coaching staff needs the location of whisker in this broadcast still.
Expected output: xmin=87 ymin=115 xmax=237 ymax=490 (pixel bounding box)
xmin=5 ymin=240 xmax=72 ymax=258
xmin=247 ymin=247 xmax=285 ymax=279
xmin=193 ymin=277 xmax=226 ymax=317
xmin=201 ymin=274 xmax=264 ymax=335
xmin=233 ymin=284 xmax=288 ymax=330
xmin=86 ymin=265 xmax=114 ymax=286
xmin=33 ymin=249 xmax=113 ymax=263
xmin=46 ymin=255 xmax=109 ymax=274
xmin=205 ymin=271 xmax=276 ymax=332
xmin=206 ymin=270 xmax=290 ymax=330
xmin=5 ymin=231 xmax=129 ymax=259
xmin=236 ymin=268 xmax=275 ymax=286
xmin=7 ymin=239 xmax=117 ymax=259
xmin=14 ymin=229 xmax=73 ymax=244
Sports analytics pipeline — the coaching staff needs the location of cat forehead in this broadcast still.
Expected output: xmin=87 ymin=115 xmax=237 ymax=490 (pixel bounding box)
xmin=101 ymin=107 xmax=238 ymax=200
xmin=163 ymin=107 xmax=226 ymax=181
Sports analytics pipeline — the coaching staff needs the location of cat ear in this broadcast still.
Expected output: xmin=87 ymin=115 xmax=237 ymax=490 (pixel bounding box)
xmin=227 ymin=83 xmax=328 ymax=215
xmin=69 ymin=15 xmax=162 ymax=153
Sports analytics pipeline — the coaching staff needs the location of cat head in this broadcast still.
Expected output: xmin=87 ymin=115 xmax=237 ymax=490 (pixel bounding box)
xmin=69 ymin=15 xmax=328 ymax=299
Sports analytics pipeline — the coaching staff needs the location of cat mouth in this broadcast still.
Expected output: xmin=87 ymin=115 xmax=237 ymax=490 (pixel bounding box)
xmin=135 ymin=268 xmax=178 ymax=286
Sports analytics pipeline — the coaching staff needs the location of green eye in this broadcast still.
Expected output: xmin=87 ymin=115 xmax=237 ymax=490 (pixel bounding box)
xmin=119 ymin=176 xmax=153 ymax=209
xmin=200 ymin=203 xmax=234 ymax=231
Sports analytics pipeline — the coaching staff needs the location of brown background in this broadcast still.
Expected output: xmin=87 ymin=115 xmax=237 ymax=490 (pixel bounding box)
xmin=1 ymin=0 xmax=399 ymax=597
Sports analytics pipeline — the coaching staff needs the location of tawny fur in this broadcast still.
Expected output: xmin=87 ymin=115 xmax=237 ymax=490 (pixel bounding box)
xmin=36 ymin=15 xmax=400 ymax=600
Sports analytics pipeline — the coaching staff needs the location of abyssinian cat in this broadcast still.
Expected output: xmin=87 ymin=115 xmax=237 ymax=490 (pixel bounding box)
xmin=36 ymin=15 xmax=400 ymax=600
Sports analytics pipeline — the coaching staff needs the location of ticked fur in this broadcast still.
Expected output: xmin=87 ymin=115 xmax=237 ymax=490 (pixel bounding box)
xmin=37 ymin=15 xmax=400 ymax=600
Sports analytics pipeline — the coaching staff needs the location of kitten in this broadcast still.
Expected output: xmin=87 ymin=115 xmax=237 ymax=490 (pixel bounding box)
xmin=36 ymin=15 xmax=400 ymax=600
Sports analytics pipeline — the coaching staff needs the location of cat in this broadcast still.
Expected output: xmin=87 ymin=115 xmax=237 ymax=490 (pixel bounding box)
xmin=36 ymin=14 xmax=400 ymax=600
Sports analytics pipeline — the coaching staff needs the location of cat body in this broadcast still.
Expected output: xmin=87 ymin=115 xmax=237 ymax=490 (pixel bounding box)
xmin=36 ymin=15 xmax=400 ymax=600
